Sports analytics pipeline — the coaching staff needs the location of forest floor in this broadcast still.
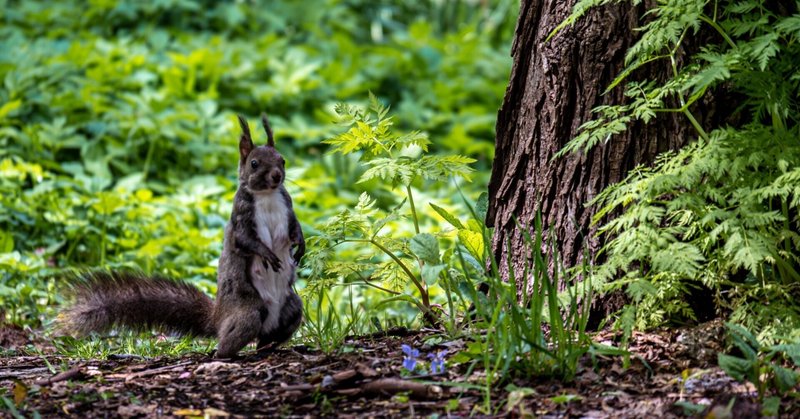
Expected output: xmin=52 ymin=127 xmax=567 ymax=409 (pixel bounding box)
xmin=0 ymin=321 xmax=791 ymax=418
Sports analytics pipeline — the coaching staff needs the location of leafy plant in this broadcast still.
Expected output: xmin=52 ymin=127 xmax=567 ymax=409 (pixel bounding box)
xmin=305 ymin=95 xmax=476 ymax=324
xmin=717 ymin=322 xmax=800 ymax=412
xmin=299 ymin=288 xmax=364 ymax=355
xmin=558 ymin=0 xmax=800 ymax=337
xmin=0 ymin=0 xmax=516 ymax=336
xmin=450 ymin=209 xmax=624 ymax=411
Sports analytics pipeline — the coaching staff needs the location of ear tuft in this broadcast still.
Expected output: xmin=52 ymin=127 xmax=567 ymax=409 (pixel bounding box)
xmin=237 ymin=115 xmax=252 ymax=141
xmin=237 ymin=115 xmax=254 ymax=161
xmin=261 ymin=113 xmax=274 ymax=147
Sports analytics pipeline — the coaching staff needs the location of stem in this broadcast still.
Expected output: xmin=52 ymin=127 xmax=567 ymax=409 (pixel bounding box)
xmin=406 ymin=184 xmax=420 ymax=235
xmin=142 ymin=135 xmax=156 ymax=182
xmin=671 ymin=27 xmax=690 ymax=56
xmin=670 ymin=54 xmax=709 ymax=142
xmin=782 ymin=199 xmax=790 ymax=254
xmin=349 ymin=272 xmax=401 ymax=295
xmin=442 ymin=270 xmax=455 ymax=334
xmin=713 ymin=0 xmax=718 ymax=22
xmin=348 ymin=238 xmax=429 ymax=307
xmin=405 ymin=183 xmax=427 ymax=274
xmin=699 ymin=15 xmax=736 ymax=49
xmin=64 ymin=231 xmax=85 ymax=262
xmin=682 ymin=109 xmax=709 ymax=142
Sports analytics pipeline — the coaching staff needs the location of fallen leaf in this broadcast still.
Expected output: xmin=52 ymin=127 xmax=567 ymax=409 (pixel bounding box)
xmin=174 ymin=408 xmax=203 ymax=416
xmin=12 ymin=380 xmax=27 ymax=405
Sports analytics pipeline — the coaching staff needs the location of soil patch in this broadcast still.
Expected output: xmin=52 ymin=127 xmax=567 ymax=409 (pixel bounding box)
xmin=0 ymin=323 xmax=795 ymax=418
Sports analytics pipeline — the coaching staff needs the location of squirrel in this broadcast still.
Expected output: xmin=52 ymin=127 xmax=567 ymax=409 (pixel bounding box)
xmin=59 ymin=113 xmax=305 ymax=358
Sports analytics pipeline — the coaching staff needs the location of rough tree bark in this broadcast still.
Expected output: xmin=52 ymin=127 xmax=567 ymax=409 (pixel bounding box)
xmin=486 ymin=0 xmax=720 ymax=317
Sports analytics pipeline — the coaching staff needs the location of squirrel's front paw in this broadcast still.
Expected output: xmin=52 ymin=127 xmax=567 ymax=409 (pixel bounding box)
xmin=292 ymin=249 xmax=304 ymax=266
xmin=261 ymin=251 xmax=282 ymax=272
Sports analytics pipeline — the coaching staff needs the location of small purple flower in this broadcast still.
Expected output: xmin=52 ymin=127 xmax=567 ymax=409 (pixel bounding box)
xmin=402 ymin=357 xmax=417 ymax=371
xmin=427 ymin=350 xmax=448 ymax=374
xmin=401 ymin=344 xmax=420 ymax=372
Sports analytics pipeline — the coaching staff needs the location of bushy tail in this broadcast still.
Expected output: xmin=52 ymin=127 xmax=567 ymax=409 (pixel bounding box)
xmin=58 ymin=270 xmax=215 ymax=338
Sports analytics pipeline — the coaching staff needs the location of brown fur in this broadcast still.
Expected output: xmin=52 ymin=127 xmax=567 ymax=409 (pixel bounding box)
xmin=59 ymin=113 xmax=305 ymax=358
xmin=59 ymin=271 xmax=215 ymax=337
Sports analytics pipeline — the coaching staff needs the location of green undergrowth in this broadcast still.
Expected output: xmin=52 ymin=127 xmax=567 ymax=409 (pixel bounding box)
xmin=560 ymin=0 xmax=800 ymax=342
xmin=52 ymin=334 xmax=214 ymax=359
xmin=3 ymin=3 xmax=618 ymax=406
xmin=0 ymin=0 xmax=516 ymax=336
xmin=448 ymin=212 xmax=625 ymax=412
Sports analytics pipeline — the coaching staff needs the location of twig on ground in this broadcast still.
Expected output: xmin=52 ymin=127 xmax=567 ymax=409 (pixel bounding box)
xmin=34 ymin=366 xmax=84 ymax=385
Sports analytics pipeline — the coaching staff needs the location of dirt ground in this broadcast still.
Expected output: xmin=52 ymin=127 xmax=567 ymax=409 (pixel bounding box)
xmin=0 ymin=322 xmax=794 ymax=418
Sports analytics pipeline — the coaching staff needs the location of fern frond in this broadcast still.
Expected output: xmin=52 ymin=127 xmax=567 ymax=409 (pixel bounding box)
xmin=416 ymin=155 xmax=476 ymax=182
xmin=359 ymin=157 xmax=416 ymax=185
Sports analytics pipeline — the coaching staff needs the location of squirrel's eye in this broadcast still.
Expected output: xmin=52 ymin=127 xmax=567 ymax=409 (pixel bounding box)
xmin=250 ymin=159 xmax=259 ymax=169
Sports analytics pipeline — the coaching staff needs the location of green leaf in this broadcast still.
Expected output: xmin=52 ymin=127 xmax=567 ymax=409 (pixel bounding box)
xmin=374 ymin=261 xmax=407 ymax=292
xmin=90 ymin=192 xmax=125 ymax=216
xmin=761 ymin=396 xmax=781 ymax=417
xmin=726 ymin=322 xmax=761 ymax=359
xmin=374 ymin=294 xmax=426 ymax=313
xmin=416 ymin=155 xmax=476 ymax=182
xmin=747 ymin=32 xmax=779 ymax=71
xmin=651 ymin=242 xmax=705 ymax=276
xmin=717 ymin=353 xmax=753 ymax=383
xmin=475 ymin=192 xmax=488 ymax=223
xmin=410 ymin=233 xmax=440 ymax=264
xmin=771 ymin=343 xmax=800 ymax=366
xmin=354 ymin=192 xmax=376 ymax=214
xmin=458 ymin=230 xmax=484 ymax=260
xmin=689 ymin=52 xmax=733 ymax=97
xmin=359 ymin=158 xmax=416 ymax=185
xmin=429 ymin=203 xmax=465 ymax=230
xmin=770 ymin=364 xmax=798 ymax=393
xmin=421 ymin=263 xmax=446 ymax=285
xmin=0 ymin=231 xmax=14 ymax=253
xmin=775 ymin=15 xmax=800 ymax=38
xmin=549 ymin=394 xmax=582 ymax=404
xmin=0 ymin=99 xmax=22 ymax=119
xmin=674 ymin=401 xmax=707 ymax=416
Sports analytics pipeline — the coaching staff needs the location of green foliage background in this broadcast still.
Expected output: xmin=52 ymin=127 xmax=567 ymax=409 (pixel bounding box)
xmin=0 ymin=0 xmax=517 ymax=329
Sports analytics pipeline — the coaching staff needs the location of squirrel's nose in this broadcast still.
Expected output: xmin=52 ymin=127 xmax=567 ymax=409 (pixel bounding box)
xmin=271 ymin=172 xmax=282 ymax=183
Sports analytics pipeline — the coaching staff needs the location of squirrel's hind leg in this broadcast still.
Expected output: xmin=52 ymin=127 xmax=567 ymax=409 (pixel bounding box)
xmin=257 ymin=292 xmax=303 ymax=351
xmin=215 ymin=306 xmax=263 ymax=359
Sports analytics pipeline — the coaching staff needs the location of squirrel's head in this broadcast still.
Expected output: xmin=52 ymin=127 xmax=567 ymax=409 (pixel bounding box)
xmin=237 ymin=113 xmax=286 ymax=193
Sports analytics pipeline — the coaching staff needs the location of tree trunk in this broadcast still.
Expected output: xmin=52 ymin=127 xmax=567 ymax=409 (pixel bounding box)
xmin=486 ymin=1 xmax=705 ymax=316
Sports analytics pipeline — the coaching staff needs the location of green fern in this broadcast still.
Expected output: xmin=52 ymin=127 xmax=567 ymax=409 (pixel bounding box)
xmin=559 ymin=0 xmax=800 ymax=339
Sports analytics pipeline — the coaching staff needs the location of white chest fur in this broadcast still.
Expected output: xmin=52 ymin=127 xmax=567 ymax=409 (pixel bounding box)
xmin=249 ymin=191 xmax=294 ymax=334
xmin=253 ymin=191 xmax=290 ymax=250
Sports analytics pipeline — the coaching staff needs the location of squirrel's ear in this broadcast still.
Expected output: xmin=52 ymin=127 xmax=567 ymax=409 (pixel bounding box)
xmin=237 ymin=115 xmax=253 ymax=161
xmin=261 ymin=113 xmax=275 ymax=147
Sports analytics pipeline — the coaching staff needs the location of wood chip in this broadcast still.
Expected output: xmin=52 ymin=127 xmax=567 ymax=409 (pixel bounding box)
xmin=356 ymin=363 xmax=378 ymax=378
xmin=106 ymin=361 xmax=194 ymax=382
xmin=34 ymin=366 xmax=84 ymax=386
xmin=361 ymin=378 xmax=442 ymax=399
xmin=332 ymin=369 xmax=357 ymax=382
xmin=278 ymin=383 xmax=315 ymax=392
xmin=335 ymin=388 xmax=361 ymax=396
